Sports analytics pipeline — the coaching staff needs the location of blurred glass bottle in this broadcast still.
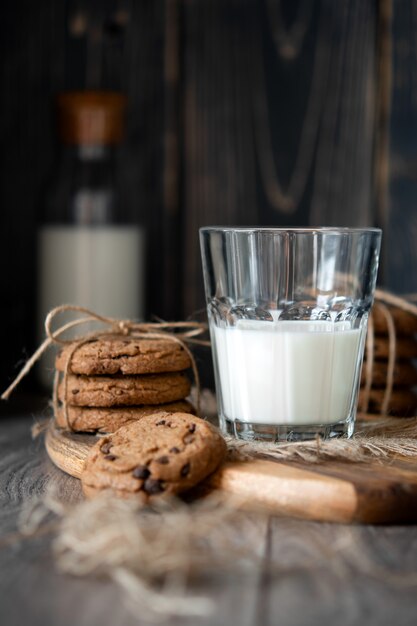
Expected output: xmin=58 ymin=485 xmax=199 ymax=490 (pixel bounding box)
xmin=37 ymin=91 xmax=145 ymax=387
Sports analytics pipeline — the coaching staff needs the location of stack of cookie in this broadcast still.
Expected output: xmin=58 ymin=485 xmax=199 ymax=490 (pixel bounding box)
xmin=55 ymin=338 xmax=195 ymax=433
xmin=359 ymin=303 xmax=417 ymax=416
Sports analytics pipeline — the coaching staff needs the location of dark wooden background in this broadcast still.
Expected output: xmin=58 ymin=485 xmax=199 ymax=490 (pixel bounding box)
xmin=0 ymin=0 xmax=413 ymax=392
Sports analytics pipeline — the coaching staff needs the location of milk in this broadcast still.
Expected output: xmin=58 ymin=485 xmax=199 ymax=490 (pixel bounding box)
xmin=212 ymin=320 xmax=364 ymax=425
xmin=37 ymin=225 xmax=144 ymax=386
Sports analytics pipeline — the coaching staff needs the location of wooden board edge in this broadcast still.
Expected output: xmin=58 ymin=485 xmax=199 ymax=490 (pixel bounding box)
xmin=45 ymin=420 xmax=95 ymax=479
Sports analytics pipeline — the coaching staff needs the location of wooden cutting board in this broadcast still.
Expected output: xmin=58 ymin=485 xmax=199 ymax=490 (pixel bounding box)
xmin=45 ymin=421 xmax=417 ymax=525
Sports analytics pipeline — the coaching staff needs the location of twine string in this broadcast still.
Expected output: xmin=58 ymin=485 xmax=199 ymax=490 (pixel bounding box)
xmin=2 ymin=304 xmax=209 ymax=423
xmin=378 ymin=302 xmax=396 ymax=415
xmin=361 ymin=310 xmax=374 ymax=414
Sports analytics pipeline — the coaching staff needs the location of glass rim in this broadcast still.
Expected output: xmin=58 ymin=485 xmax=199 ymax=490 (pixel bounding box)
xmin=200 ymin=226 xmax=382 ymax=235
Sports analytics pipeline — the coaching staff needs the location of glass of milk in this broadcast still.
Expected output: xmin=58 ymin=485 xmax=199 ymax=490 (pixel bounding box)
xmin=200 ymin=227 xmax=382 ymax=441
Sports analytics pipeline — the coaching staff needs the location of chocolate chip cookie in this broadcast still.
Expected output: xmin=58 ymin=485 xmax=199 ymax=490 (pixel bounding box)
xmin=58 ymin=372 xmax=191 ymax=407
xmin=56 ymin=338 xmax=191 ymax=376
xmin=55 ymin=400 xmax=195 ymax=433
xmin=81 ymin=412 xmax=227 ymax=500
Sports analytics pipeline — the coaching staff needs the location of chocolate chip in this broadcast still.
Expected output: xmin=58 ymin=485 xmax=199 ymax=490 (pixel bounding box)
xmin=104 ymin=454 xmax=117 ymax=461
xmin=143 ymin=478 xmax=165 ymax=495
xmin=156 ymin=455 xmax=170 ymax=465
xmin=184 ymin=434 xmax=195 ymax=444
xmin=156 ymin=419 xmax=166 ymax=426
xmin=132 ymin=465 xmax=150 ymax=479
xmin=180 ymin=463 xmax=190 ymax=477
xmin=71 ymin=389 xmax=79 ymax=395
xmin=188 ymin=423 xmax=196 ymax=433
xmin=100 ymin=442 xmax=112 ymax=455
xmin=169 ymin=447 xmax=180 ymax=454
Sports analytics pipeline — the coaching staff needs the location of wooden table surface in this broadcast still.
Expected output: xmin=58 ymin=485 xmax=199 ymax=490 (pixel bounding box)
xmin=2 ymin=413 xmax=417 ymax=626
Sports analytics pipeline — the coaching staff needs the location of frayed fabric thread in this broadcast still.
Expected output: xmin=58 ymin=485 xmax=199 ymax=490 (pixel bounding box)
xmin=16 ymin=489 xmax=261 ymax=621
xmin=226 ymin=417 xmax=417 ymax=464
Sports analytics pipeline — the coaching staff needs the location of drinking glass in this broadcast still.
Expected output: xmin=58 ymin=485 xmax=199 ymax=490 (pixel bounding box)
xmin=200 ymin=227 xmax=382 ymax=441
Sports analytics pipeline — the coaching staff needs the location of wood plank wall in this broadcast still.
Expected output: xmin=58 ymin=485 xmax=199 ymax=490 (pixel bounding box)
xmin=0 ymin=0 xmax=391 ymax=391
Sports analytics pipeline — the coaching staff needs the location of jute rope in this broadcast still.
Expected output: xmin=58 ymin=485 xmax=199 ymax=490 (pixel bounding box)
xmin=361 ymin=309 xmax=374 ymax=414
xmin=1 ymin=305 xmax=209 ymax=426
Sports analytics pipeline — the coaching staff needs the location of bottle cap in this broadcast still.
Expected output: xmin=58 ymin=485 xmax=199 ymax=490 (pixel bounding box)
xmin=56 ymin=91 xmax=127 ymax=145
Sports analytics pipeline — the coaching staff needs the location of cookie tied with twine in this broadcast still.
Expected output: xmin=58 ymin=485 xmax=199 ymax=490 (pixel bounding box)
xmin=360 ymin=290 xmax=417 ymax=418
xmin=1 ymin=305 xmax=209 ymax=428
